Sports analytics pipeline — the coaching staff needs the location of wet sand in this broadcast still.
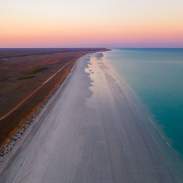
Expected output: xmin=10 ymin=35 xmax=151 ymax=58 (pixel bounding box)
xmin=0 ymin=52 xmax=183 ymax=183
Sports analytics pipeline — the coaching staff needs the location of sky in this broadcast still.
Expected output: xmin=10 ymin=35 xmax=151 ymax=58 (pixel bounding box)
xmin=0 ymin=0 xmax=183 ymax=48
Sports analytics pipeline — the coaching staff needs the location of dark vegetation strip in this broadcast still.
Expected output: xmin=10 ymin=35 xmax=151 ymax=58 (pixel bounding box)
xmin=0 ymin=48 xmax=104 ymax=59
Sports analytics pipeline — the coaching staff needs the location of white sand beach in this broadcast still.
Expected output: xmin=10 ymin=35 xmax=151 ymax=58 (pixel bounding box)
xmin=0 ymin=52 xmax=183 ymax=183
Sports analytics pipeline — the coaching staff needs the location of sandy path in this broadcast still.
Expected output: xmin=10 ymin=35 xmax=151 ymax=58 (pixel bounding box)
xmin=0 ymin=53 xmax=183 ymax=183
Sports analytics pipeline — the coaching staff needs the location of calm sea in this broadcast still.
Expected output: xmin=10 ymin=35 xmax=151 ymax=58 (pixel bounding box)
xmin=105 ymin=48 xmax=183 ymax=158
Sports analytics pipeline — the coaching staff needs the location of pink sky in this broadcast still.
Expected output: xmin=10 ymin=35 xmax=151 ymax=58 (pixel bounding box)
xmin=1 ymin=0 xmax=183 ymax=47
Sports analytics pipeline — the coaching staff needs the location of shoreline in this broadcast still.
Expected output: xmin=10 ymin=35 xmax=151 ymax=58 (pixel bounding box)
xmin=0 ymin=53 xmax=93 ymax=171
xmin=102 ymin=52 xmax=183 ymax=173
xmin=0 ymin=62 xmax=74 ymax=157
xmin=0 ymin=49 xmax=108 ymax=159
xmin=104 ymin=50 xmax=183 ymax=163
xmin=1 ymin=51 xmax=183 ymax=182
xmin=87 ymin=52 xmax=183 ymax=181
xmin=0 ymin=58 xmax=72 ymax=172
xmin=0 ymin=49 xmax=109 ymax=149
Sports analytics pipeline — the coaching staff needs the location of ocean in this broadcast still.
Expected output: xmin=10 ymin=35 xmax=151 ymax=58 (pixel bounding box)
xmin=104 ymin=48 xmax=183 ymax=158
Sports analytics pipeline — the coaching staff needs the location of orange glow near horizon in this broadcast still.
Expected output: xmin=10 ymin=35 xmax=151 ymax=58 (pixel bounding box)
xmin=1 ymin=0 xmax=183 ymax=47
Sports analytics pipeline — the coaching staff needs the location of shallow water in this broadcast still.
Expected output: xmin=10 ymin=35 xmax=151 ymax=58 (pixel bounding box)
xmin=104 ymin=48 xmax=183 ymax=158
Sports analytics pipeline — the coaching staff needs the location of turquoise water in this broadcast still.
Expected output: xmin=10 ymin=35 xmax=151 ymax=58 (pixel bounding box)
xmin=105 ymin=49 xmax=183 ymax=157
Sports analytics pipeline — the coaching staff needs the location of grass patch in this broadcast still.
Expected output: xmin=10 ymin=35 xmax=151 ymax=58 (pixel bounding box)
xmin=18 ymin=67 xmax=48 ymax=80
xmin=28 ymin=67 xmax=48 ymax=75
xmin=18 ymin=75 xmax=35 ymax=80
